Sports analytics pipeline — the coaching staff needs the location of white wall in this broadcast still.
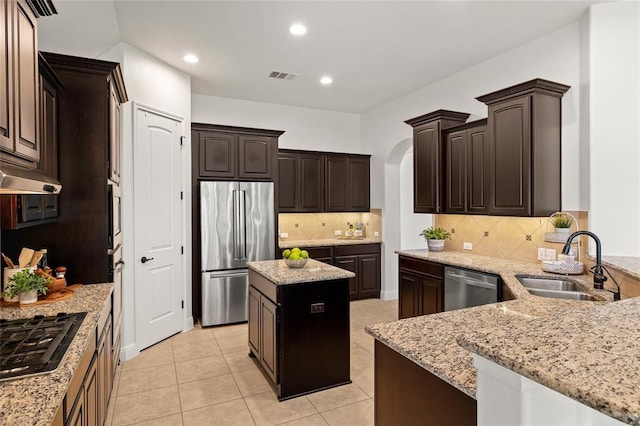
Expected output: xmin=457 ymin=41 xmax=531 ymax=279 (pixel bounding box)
xmin=192 ymin=95 xmax=362 ymax=153
xmin=400 ymin=148 xmax=432 ymax=250
xmin=101 ymin=43 xmax=193 ymax=360
xmin=588 ymin=1 xmax=640 ymax=256
xmin=362 ymin=22 xmax=583 ymax=298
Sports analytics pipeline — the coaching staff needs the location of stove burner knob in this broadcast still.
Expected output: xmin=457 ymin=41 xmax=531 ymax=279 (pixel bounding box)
xmin=34 ymin=315 xmax=44 ymax=320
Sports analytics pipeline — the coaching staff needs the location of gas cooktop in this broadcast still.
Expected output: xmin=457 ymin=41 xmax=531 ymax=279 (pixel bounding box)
xmin=0 ymin=312 xmax=87 ymax=382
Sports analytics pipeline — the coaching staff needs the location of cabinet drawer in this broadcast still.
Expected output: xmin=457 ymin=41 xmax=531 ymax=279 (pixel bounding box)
xmin=335 ymin=243 xmax=380 ymax=257
xmin=248 ymin=269 xmax=277 ymax=303
xmin=399 ymin=256 xmax=444 ymax=279
xmin=305 ymin=246 xmax=333 ymax=260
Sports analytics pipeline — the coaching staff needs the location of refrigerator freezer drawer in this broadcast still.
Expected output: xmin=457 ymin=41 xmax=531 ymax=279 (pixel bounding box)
xmin=201 ymin=270 xmax=249 ymax=326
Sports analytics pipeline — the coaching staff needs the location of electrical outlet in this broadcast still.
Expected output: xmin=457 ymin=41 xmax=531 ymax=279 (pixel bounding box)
xmin=335 ymin=230 xmax=342 ymax=236
xmin=374 ymin=231 xmax=380 ymax=237
xmin=280 ymin=232 xmax=288 ymax=239
xmin=545 ymin=248 xmax=557 ymax=260
xmin=463 ymin=242 xmax=473 ymax=250
xmin=538 ymin=248 xmax=546 ymax=260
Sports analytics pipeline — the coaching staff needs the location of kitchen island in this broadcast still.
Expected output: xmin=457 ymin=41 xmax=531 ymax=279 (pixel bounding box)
xmin=0 ymin=284 xmax=113 ymax=426
xmin=366 ymin=250 xmax=637 ymax=425
xmin=247 ymin=258 xmax=354 ymax=400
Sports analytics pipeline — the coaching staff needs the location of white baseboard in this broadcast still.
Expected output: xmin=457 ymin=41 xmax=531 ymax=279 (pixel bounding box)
xmin=120 ymin=342 xmax=140 ymax=362
xmin=183 ymin=315 xmax=194 ymax=332
xmin=380 ymin=290 xmax=398 ymax=300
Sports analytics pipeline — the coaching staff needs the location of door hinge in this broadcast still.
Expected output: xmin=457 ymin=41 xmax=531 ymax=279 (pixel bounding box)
xmin=180 ymin=136 xmax=185 ymax=146
xmin=181 ymin=246 xmax=184 ymax=254
xmin=180 ymin=191 xmax=183 ymax=200
xmin=181 ymin=300 xmax=184 ymax=309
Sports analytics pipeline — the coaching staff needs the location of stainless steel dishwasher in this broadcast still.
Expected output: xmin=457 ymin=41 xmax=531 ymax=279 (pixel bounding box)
xmin=444 ymin=266 xmax=500 ymax=311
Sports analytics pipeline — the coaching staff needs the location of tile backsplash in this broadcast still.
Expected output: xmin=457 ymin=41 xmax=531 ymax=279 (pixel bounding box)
xmin=278 ymin=209 xmax=382 ymax=241
xmin=434 ymin=212 xmax=589 ymax=264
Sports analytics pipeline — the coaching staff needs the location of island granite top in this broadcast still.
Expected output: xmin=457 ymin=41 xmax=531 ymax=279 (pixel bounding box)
xmin=247 ymin=258 xmax=355 ymax=285
xmin=366 ymin=250 xmax=638 ymax=425
xmin=0 ymin=284 xmax=113 ymax=426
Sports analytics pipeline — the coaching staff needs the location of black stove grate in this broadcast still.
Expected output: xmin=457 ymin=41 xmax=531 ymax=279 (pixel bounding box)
xmin=0 ymin=312 xmax=87 ymax=382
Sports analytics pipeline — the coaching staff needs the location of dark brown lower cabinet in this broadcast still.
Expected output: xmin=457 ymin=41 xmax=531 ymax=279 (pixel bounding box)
xmin=304 ymin=246 xmax=334 ymax=265
xmin=398 ymin=255 xmax=444 ymax=319
xmin=335 ymin=244 xmax=381 ymax=300
xmin=375 ymin=340 xmax=476 ymax=426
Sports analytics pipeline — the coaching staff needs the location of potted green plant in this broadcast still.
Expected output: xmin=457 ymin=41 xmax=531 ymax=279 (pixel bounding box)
xmin=551 ymin=214 xmax=573 ymax=234
xmin=3 ymin=268 xmax=50 ymax=304
xmin=419 ymin=226 xmax=452 ymax=252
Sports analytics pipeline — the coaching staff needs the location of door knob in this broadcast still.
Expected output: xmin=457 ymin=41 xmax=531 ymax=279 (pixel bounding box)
xmin=140 ymin=256 xmax=154 ymax=264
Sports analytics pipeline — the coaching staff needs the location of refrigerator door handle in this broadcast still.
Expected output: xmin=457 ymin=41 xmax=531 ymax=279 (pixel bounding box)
xmin=238 ymin=190 xmax=247 ymax=260
xmin=232 ymin=189 xmax=242 ymax=260
xmin=208 ymin=269 xmax=247 ymax=279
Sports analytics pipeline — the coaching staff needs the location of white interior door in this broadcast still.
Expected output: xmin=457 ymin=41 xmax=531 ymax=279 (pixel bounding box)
xmin=134 ymin=106 xmax=184 ymax=350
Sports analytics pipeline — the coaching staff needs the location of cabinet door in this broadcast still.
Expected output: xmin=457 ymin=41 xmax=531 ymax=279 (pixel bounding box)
xmin=420 ymin=276 xmax=443 ymax=315
xmin=108 ymin=81 xmax=121 ymax=184
xmin=358 ymin=254 xmax=380 ymax=297
xmin=98 ymin=320 xmax=113 ymax=425
xmin=278 ymin=152 xmax=298 ymax=212
xmin=305 ymin=246 xmax=333 ymax=265
xmin=0 ymin=0 xmax=13 ymax=152
xmin=467 ymin=125 xmax=488 ymax=214
xmin=198 ymin=131 xmax=236 ymax=178
xmin=445 ymin=129 xmax=466 ymax=213
xmin=248 ymin=286 xmax=261 ymax=356
xmin=260 ymin=295 xmax=278 ymax=384
xmin=40 ymin=72 xmax=59 ymax=218
xmin=299 ymin=153 xmax=324 ymax=212
xmin=347 ymin=156 xmax=370 ymax=212
xmin=488 ymin=96 xmax=531 ymax=216
xmin=238 ymin=134 xmax=274 ymax=179
xmin=413 ymin=122 xmax=441 ymax=213
xmin=67 ymin=383 xmax=86 ymax=426
xmin=399 ymin=272 xmax=419 ymax=319
xmin=325 ymin=155 xmax=348 ymax=211
xmin=335 ymin=255 xmax=358 ymax=296
xmin=13 ymin=0 xmax=39 ymax=161
xmin=84 ymin=356 xmax=99 ymax=426
xmin=20 ymin=194 xmax=43 ymax=222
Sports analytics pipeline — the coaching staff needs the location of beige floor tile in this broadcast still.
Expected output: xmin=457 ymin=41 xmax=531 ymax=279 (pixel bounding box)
xmin=278 ymin=414 xmax=328 ymax=425
xmin=182 ymin=398 xmax=255 ymax=426
xmin=178 ymin=374 xmax=243 ymax=412
xmin=118 ymin=364 xmax=177 ymax=395
xmin=232 ymin=368 xmax=274 ymax=397
xmin=350 ymin=329 xmax=374 ymax=353
xmin=210 ymin=322 xmax=248 ymax=339
xmin=223 ymin=350 xmax=260 ymax=373
xmin=350 ymin=367 xmax=374 ymax=398
xmin=306 ymin=383 xmax=369 ymax=413
xmin=112 ymin=385 xmax=181 ymax=425
xmin=244 ymin=391 xmax=318 ymax=426
xmin=132 ymin=413 xmax=184 ymax=426
xmin=173 ymin=338 xmax=222 ymax=362
xmin=350 ymin=344 xmax=374 ymax=371
xmin=175 ymin=355 xmax=230 ymax=384
xmin=216 ymin=332 xmax=250 ymax=354
xmin=121 ymin=339 xmax=174 ymax=372
xmin=319 ymin=399 xmax=374 ymax=426
xmin=171 ymin=327 xmax=216 ymax=345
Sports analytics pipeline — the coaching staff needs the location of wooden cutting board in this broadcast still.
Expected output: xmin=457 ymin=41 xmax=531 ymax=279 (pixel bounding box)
xmin=0 ymin=284 xmax=83 ymax=306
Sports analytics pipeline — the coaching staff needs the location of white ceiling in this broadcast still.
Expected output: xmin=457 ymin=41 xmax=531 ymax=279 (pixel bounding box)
xmin=38 ymin=0 xmax=605 ymax=113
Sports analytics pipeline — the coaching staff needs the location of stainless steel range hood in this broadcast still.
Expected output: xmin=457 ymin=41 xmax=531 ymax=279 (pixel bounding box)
xmin=0 ymin=163 xmax=62 ymax=194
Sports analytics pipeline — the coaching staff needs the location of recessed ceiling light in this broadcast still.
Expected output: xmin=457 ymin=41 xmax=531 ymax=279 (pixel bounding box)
xmin=183 ymin=54 xmax=199 ymax=64
xmin=320 ymin=76 xmax=333 ymax=85
xmin=289 ymin=23 xmax=307 ymax=36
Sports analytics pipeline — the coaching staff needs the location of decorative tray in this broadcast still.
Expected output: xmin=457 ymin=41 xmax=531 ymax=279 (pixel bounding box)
xmin=541 ymin=261 xmax=584 ymax=275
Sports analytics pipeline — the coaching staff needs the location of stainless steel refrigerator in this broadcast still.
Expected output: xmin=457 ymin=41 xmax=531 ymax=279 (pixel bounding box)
xmin=200 ymin=181 xmax=275 ymax=326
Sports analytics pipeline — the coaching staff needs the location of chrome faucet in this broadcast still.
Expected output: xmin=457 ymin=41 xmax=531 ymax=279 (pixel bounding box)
xmin=562 ymin=231 xmax=607 ymax=289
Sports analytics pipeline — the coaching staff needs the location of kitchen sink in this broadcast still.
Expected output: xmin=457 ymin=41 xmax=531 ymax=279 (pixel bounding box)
xmin=516 ymin=276 xmax=596 ymax=301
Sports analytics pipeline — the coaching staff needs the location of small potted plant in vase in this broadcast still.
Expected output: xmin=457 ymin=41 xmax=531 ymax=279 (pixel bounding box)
xmin=3 ymin=268 xmax=50 ymax=304
xmin=419 ymin=226 xmax=452 ymax=252
xmin=551 ymin=214 xmax=573 ymax=235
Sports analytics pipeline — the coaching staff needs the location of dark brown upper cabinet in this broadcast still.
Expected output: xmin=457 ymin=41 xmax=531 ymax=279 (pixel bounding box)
xmin=1 ymin=54 xmax=62 ymax=230
xmin=278 ymin=150 xmax=324 ymax=213
xmin=405 ymin=110 xmax=469 ymax=213
xmin=444 ymin=119 xmax=488 ymax=214
xmin=325 ymin=154 xmax=370 ymax=212
xmin=192 ymin=123 xmax=284 ymax=181
xmin=278 ymin=149 xmax=370 ymax=213
xmin=477 ymin=79 xmax=570 ymax=217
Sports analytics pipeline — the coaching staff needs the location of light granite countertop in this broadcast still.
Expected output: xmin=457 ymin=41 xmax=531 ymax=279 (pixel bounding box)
xmin=366 ymin=250 xmax=638 ymax=425
xmin=278 ymin=238 xmax=381 ymax=249
xmin=601 ymin=255 xmax=640 ymax=280
xmin=0 ymin=284 xmax=113 ymax=426
xmin=247 ymin=259 xmax=355 ymax=285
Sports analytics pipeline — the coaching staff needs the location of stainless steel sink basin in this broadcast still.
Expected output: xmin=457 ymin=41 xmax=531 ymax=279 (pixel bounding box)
xmin=516 ymin=276 xmax=596 ymax=301
xmin=516 ymin=276 xmax=581 ymax=292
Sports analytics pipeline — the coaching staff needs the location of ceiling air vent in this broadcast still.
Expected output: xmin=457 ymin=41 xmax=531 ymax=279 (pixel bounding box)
xmin=269 ymin=70 xmax=297 ymax=81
